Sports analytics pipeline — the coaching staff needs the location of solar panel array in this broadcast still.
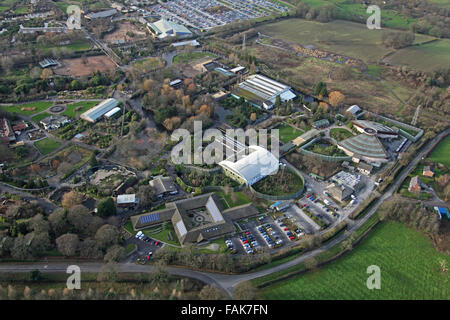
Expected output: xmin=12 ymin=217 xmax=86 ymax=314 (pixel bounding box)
xmin=139 ymin=213 xmax=160 ymax=224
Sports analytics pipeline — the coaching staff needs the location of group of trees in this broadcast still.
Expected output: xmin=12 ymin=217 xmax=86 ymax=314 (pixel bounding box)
xmin=378 ymin=196 xmax=440 ymax=235
xmin=294 ymin=2 xmax=337 ymax=23
xmin=382 ymin=31 xmax=415 ymax=49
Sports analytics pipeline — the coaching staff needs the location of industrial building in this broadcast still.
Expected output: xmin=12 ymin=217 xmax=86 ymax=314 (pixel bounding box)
xmin=219 ymin=145 xmax=280 ymax=186
xmin=131 ymin=193 xmax=258 ymax=246
xmin=326 ymin=171 xmax=364 ymax=201
xmin=80 ymin=98 xmax=119 ymax=123
xmin=147 ymin=19 xmax=192 ymax=39
xmin=233 ymin=74 xmax=296 ymax=110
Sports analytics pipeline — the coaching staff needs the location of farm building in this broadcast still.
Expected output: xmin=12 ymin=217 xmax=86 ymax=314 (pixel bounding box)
xmin=346 ymin=105 xmax=362 ymax=116
xmin=80 ymin=98 xmax=119 ymax=123
xmin=150 ymin=175 xmax=178 ymax=198
xmin=131 ymin=193 xmax=258 ymax=246
xmin=0 ymin=118 xmax=15 ymax=143
xmin=219 ymin=145 xmax=279 ymax=186
xmin=39 ymin=58 xmax=58 ymax=68
xmin=104 ymin=107 xmax=121 ymax=119
xmin=408 ymin=176 xmax=421 ymax=193
xmin=233 ymin=74 xmax=296 ymax=110
xmin=147 ymin=19 xmax=192 ymax=39
xmin=422 ymin=166 xmax=434 ymax=178
xmin=116 ymin=194 xmax=139 ymax=207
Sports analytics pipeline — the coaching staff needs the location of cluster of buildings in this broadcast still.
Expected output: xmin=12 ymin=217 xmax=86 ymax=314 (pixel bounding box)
xmin=0 ymin=118 xmax=28 ymax=144
xmin=326 ymin=171 xmax=364 ymax=202
xmin=40 ymin=115 xmax=70 ymax=131
xmin=131 ymin=193 xmax=258 ymax=246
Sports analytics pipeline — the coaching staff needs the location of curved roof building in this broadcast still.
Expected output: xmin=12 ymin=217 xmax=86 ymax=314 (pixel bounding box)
xmin=219 ymin=145 xmax=280 ymax=186
xmin=338 ymin=130 xmax=389 ymax=162
xmin=352 ymin=120 xmax=398 ymax=139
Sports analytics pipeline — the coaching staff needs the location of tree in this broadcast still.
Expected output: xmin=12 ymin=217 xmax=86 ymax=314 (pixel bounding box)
xmin=329 ymin=91 xmax=345 ymax=107
xmin=40 ymin=68 xmax=53 ymax=80
xmin=48 ymin=208 xmax=68 ymax=237
xmin=198 ymin=284 xmax=225 ymax=300
xmin=56 ymin=234 xmax=79 ymax=257
xmin=89 ymin=153 xmax=98 ymax=167
xmin=104 ymin=245 xmax=126 ymax=262
xmin=61 ymin=191 xmax=84 ymax=208
xmin=314 ymin=81 xmax=328 ymax=97
xmin=79 ymin=238 xmax=103 ymax=259
xmin=67 ymin=205 xmax=92 ymax=233
xmin=233 ymin=281 xmax=256 ymax=300
xmin=96 ymin=198 xmax=116 ymax=218
xmin=95 ymin=224 xmax=120 ymax=250
xmin=136 ymin=185 xmax=154 ymax=208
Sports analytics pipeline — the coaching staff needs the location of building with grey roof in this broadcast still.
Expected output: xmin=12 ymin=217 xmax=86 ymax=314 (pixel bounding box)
xmin=80 ymin=98 xmax=119 ymax=123
xmin=147 ymin=19 xmax=192 ymax=39
xmin=338 ymin=128 xmax=389 ymax=163
xmin=150 ymin=175 xmax=178 ymax=198
xmin=131 ymin=193 xmax=258 ymax=246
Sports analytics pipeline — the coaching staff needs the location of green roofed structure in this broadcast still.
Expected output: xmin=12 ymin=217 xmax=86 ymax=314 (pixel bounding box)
xmin=147 ymin=19 xmax=192 ymax=39
xmin=338 ymin=129 xmax=389 ymax=163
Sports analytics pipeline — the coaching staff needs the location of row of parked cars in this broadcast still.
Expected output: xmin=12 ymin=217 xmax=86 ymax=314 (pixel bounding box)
xmin=135 ymin=231 xmax=161 ymax=246
xmin=239 ymin=230 xmax=260 ymax=254
xmin=225 ymin=239 xmax=237 ymax=254
xmin=256 ymin=224 xmax=283 ymax=248
xmin=275 ymin=219 xmax=297 ymax=241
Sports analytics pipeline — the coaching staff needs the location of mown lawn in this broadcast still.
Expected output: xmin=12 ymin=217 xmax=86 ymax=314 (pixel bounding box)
xmin=34 ymin=138 xmax=61 ymax=155
xmin=276 ymin=123 xmax=303 ymax=143
xmin=257 ymin=222 xmax=449 ymax=299
xmin=1 ymin=101 xmax=53 ymax=116
xmin=427 ymin=135 xmax=450 ymax=167
xmin=62 ymin=101 xmax=98 ymax=118
xmin=31 ymin=112 xmax=52 ymax=124
xmin=216 ymin=191 xmax=252 ymax=209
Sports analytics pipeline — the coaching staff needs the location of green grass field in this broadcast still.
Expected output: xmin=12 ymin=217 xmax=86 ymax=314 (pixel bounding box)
xmin=173 ymin=51 xmax=217 ymax=64
xmin=257 ymin=222 xmax=449 ymax=299
xmin=1 ymin=101 xmax=53 ymax=116
xmin=257 ymin=19 xmax=435 ymax=65
xmin=216 ymin=191 xmax=251 ymax=209
xmin=31 ymin=112 xmax=52 ymax=124
xmin=34 ymin=138 xmax=62 ymax=155
xmin=276 ymin=123 xmax=303 ymax=143
xmin=386 ymin=40 xmax=450 ymax=73
xmin=427 ymin=135 xmax=450 ymax=167
xmin=62 ymin=101 xmax=98 ymax=118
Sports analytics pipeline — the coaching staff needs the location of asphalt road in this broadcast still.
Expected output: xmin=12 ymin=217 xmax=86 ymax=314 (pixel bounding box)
xmin=0 ymin=128 xmax=448 ymax=299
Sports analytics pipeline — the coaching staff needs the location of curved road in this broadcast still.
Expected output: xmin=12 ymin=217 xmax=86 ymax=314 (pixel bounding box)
xmin=0 ymin=128 xmax=448 ymax=298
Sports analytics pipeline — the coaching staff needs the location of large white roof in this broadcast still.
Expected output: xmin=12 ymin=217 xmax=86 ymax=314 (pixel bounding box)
xmin=80 ymin=98 xmax=119 ymax=123
xmin=219 ymin=146 xmax=279 ymax=186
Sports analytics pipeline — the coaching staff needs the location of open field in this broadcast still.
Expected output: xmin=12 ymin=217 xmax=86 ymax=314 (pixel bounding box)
xmin=257 ymin=19 xmax=435 ymax=65
xmin=258 ymin=222 xmax=450 ymax=299
xmin=34 ymin=138 xmax=61 ymax=155
xmin=1 ymin=101 xmax=53 ymax=116
xmin=427 ymin=135 xmax=450 ymax=167
xmin=38 ymin=40 xmax=91 ymax=55
xmin=386 ymin=40 xmax=450 ymax=73
xmin=55 ymin=55 xmax=116 ymax=77
xmin=103 ymin=21 xmax=147 ymax=43
xmin=62 ymin=101 xmax=98 ymax=118
xmin=276 ymin=123 xmax=303 ymax=143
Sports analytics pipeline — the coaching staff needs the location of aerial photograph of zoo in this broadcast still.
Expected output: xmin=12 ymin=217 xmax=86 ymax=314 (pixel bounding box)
xmin=0 ymin=0 xmax=448 ymax=314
